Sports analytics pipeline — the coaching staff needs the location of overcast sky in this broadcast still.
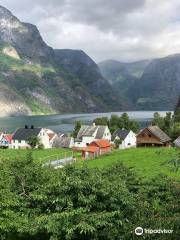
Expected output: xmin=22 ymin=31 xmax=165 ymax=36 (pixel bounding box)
xmin=1 ymin=0 xmax=180 ymax=62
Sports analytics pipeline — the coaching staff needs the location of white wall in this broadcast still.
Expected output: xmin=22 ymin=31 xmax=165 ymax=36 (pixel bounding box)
xmin=11 ymin=129 xmax=51 ymax=149
xmin=101 ymin=127 xmax=111 ymax=141
xmin=74 ymin=136 xmax=95 ymax=148
xmin=119 ymin=131 xmax=136 ymax=149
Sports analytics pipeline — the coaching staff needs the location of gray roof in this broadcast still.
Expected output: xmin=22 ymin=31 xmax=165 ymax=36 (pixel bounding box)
xmin=95 ymin=126 xmax=107 ymax=139
xmin=147 ymin=126 xmax=171 ymax=142
xmin=76 ymin=125 xmax=107 ymax=141
xmin=174 ymin=136 xmax=180 ymax=147
xmin=112 ymin=129 xmax=130 ymax=141
xmin=52 ymin=136 xmax=72 ymax=148
xmin=12 ymin=127 xmax=42 ymax=141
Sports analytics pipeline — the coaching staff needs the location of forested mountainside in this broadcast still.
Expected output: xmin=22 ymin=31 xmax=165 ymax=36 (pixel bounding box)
xmin=0 ymin=5 xmax=122 ymax=117
xmin=99 ymin=55 xmax=180 ymax=110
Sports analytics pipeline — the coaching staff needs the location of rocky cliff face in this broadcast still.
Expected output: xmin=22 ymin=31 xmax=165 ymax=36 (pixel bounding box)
xmin=0 ymin=5 xmax=54 ymax=62
xmin=0 ymin=5 xmax=122 ymax=117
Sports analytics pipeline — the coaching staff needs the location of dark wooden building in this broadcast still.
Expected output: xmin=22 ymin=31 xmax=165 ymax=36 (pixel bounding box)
xmin=137 ymin=125 xmax=171 ymax=147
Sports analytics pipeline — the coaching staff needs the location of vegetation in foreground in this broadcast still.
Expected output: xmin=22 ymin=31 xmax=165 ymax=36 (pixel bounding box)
xmin=0 ymin=152 xmax=179 ymax=240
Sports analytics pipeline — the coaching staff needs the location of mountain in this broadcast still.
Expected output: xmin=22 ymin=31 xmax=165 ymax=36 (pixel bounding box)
xmin=99 ymin=59 xmax=150 ymax=108
xmin=0 ymin=5 xmax=122 ymax=117
xmin=129 ymin=54 xmax=180 ymax=110
xmin=99 ymin=55 xmax=180 ymax=110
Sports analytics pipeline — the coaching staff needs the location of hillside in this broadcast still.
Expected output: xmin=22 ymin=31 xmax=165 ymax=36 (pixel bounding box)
xmin=99 ymin=59 xmax=151 ymax=108
xmin=99 ymin=55 xmax=180 ymax=110
xmin=129 ymin=54 xmax=180 ymax=110
xmin=0 ymin=5 xmax=122 ymax=117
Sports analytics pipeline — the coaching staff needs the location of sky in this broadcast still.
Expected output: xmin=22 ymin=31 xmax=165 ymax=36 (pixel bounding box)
xmin=1 ymin=0 xmax=180 ymax=62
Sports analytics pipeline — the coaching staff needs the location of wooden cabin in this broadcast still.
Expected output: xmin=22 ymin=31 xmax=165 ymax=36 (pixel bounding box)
xmin=82 ymin=139 xmax=111 ymax=159
xmin=137 ymin=125 xmax=171 ymax=147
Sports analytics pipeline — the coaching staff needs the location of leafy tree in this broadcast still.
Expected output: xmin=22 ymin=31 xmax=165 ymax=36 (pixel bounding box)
xmin=72 ymin=121 xmax=82 ymax=138
xmin=27 ymin=136 xmax=40 ymax=149
xmin=0 ymin=153 xmax=179 ymax=239
xmin=93 ymin=117 xmax=109 ymax=126
xmin=94 ymin=113 xmax=140 ymax=134
xmin=114 ymin=139 xmax=122 ymax=148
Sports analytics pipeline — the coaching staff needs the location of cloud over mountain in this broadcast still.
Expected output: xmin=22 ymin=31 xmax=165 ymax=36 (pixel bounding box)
xmin=1 ymin=0 xmax=180 ymax=61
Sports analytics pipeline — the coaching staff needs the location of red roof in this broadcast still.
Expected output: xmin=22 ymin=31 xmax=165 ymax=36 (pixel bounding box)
xmin=48 ymin=133 xmax=56 ymax=141
xmin=4 ymin=134 xmax=13 ymax=143
xmin=82 ymin=146 xmax=99 ymax=153
xmin=90 ymin=139 xmax=110 ymax=148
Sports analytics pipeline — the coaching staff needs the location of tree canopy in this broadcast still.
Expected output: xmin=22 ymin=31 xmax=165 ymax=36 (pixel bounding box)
xmin=0 ymin=153 xmax=179 ymax=239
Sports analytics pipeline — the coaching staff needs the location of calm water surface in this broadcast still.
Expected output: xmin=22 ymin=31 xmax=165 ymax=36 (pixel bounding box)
xmin=0 ymin=111 xmax=171 ymax=133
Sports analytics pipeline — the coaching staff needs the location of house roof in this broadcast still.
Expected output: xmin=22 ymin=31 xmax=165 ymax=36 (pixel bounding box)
xmin=90 ymin=139 xmax=110 ymax=148
xmin=76 ymin=125 xmax=108 ymax=141
xmin=95 ymin=126 xmax=107 ymax=139
xmin=76 ymin=125 xmax=98 ymax=140
xmin=12 ymin=127 xmax=42 ymax=141
xmin=4 ymin=134 xmax=13 ymax=142
xmin=82 ymin=146 xmax=99 ymax=153
xmin=52 ymin=136 xmax=72 ymax=148
xmin=48 ymin=133 xmax=56 ymax=141
xmin=138 ymin=126 xmax=171 ymax=143
xmin=174 ymin=136 xmax=180 ymax=147
xmin=112 ymin=129 xmax=130 ymax=141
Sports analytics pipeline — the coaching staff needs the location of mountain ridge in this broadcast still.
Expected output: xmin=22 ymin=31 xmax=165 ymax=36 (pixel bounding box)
xmin=0 ymin=5 xmax=122 ymax=117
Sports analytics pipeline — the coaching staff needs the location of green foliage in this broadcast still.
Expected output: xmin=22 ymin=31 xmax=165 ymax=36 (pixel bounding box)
xmin=93 ymin=117 xmax=109 ymax=126
xmin=72 ymin=121 xmax=82 ymax=138
xmin=0 ymin=152 xmax=179 ymax=239
xmin=93 ymin=113 xmax=140 ymax=133
xmin=114 ymin=139 xmax=122 ymax=149
xmin=27 ymin=136 xmax=41 ymax=149
xmin=152 ymin=112 xmax=180 ymax=140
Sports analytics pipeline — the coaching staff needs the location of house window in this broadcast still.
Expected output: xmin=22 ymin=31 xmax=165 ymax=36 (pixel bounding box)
xmin=86 ymin=143 xmax=89 ymax=146
xmin=148 ymin=134 xmax=151 ymax=137
xmin=128 ymin=143 xmax=131 ymax=145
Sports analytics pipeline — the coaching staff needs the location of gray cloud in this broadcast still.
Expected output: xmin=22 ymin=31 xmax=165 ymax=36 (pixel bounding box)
xmin=1 ymin=0 xmax=180 ymax=62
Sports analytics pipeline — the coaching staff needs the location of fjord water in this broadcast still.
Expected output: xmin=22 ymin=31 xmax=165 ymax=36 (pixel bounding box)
xmin=0 ymin=111 xmax=171 ymax=134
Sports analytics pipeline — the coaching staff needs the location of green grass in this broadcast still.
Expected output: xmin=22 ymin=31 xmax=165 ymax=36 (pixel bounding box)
xmin=0 ymin=51 xmax=55 ymax=74
xmin=78 ymin=148 xmax=180 ymax=180
xmin=0 ymin=148 xmax=73 ymax=164
xmin=1 ymin=148 xmax=179 ymax=180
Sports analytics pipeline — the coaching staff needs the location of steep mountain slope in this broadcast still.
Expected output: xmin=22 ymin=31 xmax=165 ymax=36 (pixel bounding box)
xmin=99 ymin=59 xmax=150 ymax=84
xmin=129 ymin=54 xmax=180 ymax=110
xmin=99 ymin=59 xmax=150 ymax=108
xmin=0 ymin=5 xmax=122 ymax=117
xmin=54 ymin=50 xmax=122 ymax=110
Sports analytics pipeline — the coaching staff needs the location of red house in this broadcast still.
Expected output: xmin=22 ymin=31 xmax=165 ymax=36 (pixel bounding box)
xmin=82 ymin=139 xmax=111 ymax=159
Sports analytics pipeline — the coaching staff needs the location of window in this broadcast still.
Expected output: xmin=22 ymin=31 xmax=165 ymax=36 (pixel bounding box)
xmin=128 ymin=143 xmax=131 ymax=145
xmin=148 ymin=134 xmax=152 ymax=138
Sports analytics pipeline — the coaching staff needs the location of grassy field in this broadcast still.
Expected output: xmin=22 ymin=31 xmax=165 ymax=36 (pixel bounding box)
xmin=0 ymin=148 xmax=73 ymax=164
xmin=0 ymin=147 xmax=179 ymax=180
xmin=78 ymin=148 xmax=180 ymax=180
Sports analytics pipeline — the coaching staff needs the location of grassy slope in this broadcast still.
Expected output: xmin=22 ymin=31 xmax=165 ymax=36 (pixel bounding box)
xmin=78 ymin=148 xmax=180 ymax=180
xmin=0 ymin=148 xmax=73 ymax=164
xmin=1 ymin=148 xmax=179 ymax=180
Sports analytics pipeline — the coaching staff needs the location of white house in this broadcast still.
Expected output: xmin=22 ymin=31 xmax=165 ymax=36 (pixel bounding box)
xmin=11 ymin=126 xmax=51 ymax=149
xmin=112 ymin=129 xmax=136 ymax=149
xmin=74 ymin=124 xmax=111 ymax=148
xmin=0 ymin=133 xmax=12 ymax=148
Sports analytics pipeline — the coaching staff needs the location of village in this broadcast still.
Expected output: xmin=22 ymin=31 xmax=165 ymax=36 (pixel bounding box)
xmin=0 ymin=119 xmax=179 ymax=162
